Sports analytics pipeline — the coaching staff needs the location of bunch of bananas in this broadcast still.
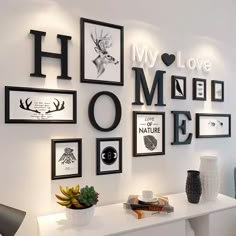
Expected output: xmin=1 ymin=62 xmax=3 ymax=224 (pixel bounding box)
xmin=55 ymin=185 xmax=83 ymax=209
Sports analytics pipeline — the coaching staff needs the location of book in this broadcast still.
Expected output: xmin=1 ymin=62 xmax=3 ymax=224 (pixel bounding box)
xmin=124 ymin=195 xmax=174 ymax=218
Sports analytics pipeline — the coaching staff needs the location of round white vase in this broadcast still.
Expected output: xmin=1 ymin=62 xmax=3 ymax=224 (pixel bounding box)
xmin=199 ymin=156 xmax=220 ymax=201
xmin=65 ymin=205 xmax=95 ymax=226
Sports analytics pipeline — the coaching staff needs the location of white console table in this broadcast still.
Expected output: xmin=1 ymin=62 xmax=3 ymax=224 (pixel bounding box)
xmin=37 ymin=193 xmax=236 ymax=236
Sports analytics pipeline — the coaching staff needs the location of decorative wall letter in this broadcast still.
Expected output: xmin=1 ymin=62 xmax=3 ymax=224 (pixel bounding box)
xmin=30 ymin=30 xmax=72 ymax=79
xmin=88 ymin=91 xmax=122 ymax=132
xmin=132 ymin=67 xmax=166 ymax=106
xmin=171 ymin=111 xmax=192 ymax=145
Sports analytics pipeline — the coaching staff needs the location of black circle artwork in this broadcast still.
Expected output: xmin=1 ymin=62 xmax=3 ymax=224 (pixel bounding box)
xmin=101 ymin=146 xmax=118 ymax=165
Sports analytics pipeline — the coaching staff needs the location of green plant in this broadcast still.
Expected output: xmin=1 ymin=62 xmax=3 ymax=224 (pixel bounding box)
xmin=55 ymin=184 xmax=99 ymax=209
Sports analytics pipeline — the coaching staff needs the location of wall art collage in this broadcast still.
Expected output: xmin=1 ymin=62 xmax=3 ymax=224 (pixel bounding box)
xmin=4 ymin=17 xmax=231 ymax=179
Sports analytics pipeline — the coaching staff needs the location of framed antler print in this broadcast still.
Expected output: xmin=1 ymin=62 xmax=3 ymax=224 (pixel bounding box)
xmin=51 ymin=139 xmax=82 ymax=180
xmin=80 ymin=18 xmax=124 ymax=86
xmin=5 ymin=86 xmax=77 ymax=123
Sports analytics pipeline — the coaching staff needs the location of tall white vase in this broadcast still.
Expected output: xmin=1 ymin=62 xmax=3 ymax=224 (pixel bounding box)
xmin=199 ymin=156 xmax=220 ymax=201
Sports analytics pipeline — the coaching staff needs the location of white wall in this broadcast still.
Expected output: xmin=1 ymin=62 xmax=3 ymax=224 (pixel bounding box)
xmin=1 ymin=0 xmax=236 ymax=235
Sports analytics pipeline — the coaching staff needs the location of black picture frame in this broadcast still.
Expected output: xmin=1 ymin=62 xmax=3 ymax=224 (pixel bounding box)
xmin=5 ymin=86 xmax=77 ymax=123
xmin=211 ymin=80 xmax=224 ymax=102
xmin=193 ymin=78 xmax=206 ymax=101
xmin=96 ymin=138 xmax=122 ymax=175
xmin=196 ymin=113 xmax=231 ymax=138
xmin=80 ymin=18 xmax=124 ymax=86
xmin=133 ymin=111 xmax=165 ymax=157
xmin=171 ymin=75 xmax=186 ymax=99
xmin=51 ymin=139 xmax=82 ymax=180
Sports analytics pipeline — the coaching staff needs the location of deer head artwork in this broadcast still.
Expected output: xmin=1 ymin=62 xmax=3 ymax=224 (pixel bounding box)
xmin=91 ymin=28 xmax=119 ymax=78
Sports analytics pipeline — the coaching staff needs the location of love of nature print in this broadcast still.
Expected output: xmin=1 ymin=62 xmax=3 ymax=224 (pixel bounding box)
xmin=5 ymin=86 xmax=76 ymax=123
xmin=193 ymin=78 xmax=206 ymax=100
xmin=171 ymin=75 xmax=186 ymax=99
xmin=211 ymin=80 xmax=224 ymax=102
xmin=51 ymin=139 xmax=82 ymax=180
xmin=133 ymin=112 xmax=165 ymax=157
xmin=80 ymin=18 xmax=124 ymax=85
xmin=196 ymin=113 xmax=231 ymax=138
xmin=96 ymin=138 xmax=122 ymax=175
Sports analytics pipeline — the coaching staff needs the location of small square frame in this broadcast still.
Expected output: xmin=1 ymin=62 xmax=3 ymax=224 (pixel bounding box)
xmin=211 ymin=80 xmax=224 ymax=102
xmin=51 ymin=139 xmax=82 ymax=180
xmin=171 ymin=75 xmax=186 ymax=99
xmin=96 ymin=138 xmax=122 ymax=175
xmin=193 ymin=78 xmax=206 ymax=101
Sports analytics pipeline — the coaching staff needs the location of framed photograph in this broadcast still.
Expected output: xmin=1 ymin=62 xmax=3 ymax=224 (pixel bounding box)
xmin=96 ymin=138 xmax=122 ymax=175
xmin=211 ymin=80 xmax=224 ymax=102
xmin=196 ymin=113 xmax=231 ymax=138
xmin=133 ymin=111 xmax=165 ymax=157
xmin=80 ymin=18 xmax=124 ymax=86
xmin=5 ymin=86 xmax=77 ymax=123
xmin=171 ymin=75 xmax=186 ymax=99
xmin=193 ymin=78 xmax=206 ymax=101
xmin=51 ymin=139 xmax=82 ymax=180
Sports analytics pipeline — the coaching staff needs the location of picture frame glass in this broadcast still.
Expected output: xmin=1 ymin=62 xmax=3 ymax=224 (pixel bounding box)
xmin=134 ymin=112 xmax=165 ymax=156
xmin=99 ymin=140 xmax=120 ymax=172
xmin=55 ymin=142 xmax=79 ymax=176
xmin=9 ymin=90 xmax=74 ymax=121
xmin=198 ymin=115 xmax=230 ymax=137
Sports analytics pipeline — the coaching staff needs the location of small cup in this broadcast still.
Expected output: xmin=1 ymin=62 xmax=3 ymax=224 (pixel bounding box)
xmin=142 ymin=190 xmax=153 ymax=201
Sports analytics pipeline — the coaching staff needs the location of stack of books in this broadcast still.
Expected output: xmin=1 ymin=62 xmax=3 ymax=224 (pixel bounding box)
xmin=123 ymin=195 xmax=174 ymax=219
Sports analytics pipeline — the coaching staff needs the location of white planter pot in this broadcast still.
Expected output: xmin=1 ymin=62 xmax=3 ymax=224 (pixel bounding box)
xmin=199 ymin=156 xmax=220 ymax=201
xmin=65 ymin=205 xmax=95 ymax=226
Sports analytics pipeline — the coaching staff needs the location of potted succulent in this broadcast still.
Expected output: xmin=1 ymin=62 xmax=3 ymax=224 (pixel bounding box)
xmin=56 ymin=184 xmax=99 ymax=226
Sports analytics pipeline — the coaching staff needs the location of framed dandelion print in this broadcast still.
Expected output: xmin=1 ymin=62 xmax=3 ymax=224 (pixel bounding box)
xmin=51 ymin=139 xmax=82 ymax=180
xmin=196 ymin=113 xmax=231 ymax=138
xmin=171 ymin=75 xmax=186 ymax=99
xmin=211 ymin=80 xmax=224 ymax=102
xmin=133 ymin=111 xmax=165 ymax=157
xmin=96 ymin=138 xmax=122 ymax=175
xmin=193 ymin=78 xmax=206 ymax=101
xmin=80 ymin=18 xmax=124 ymax=86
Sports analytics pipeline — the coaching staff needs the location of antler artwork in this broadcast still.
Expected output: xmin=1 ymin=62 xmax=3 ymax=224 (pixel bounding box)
xmin=91 ymin=28 xmax=119 ymax=78
xmin=19 ymin=98 xmax=40 ymax=114
xmin=46 ymin=99 xmax=65 ymax=114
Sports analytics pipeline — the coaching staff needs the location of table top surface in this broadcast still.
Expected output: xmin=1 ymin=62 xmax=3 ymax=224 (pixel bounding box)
xmin=37 ymin=192 xmax=236 ymax=236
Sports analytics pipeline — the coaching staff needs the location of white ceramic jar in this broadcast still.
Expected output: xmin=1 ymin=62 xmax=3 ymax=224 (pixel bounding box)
xmin=199 ymin=156 xmax=220 ymax=201
xmin=65 ymin=205 xmax=95 ymax=226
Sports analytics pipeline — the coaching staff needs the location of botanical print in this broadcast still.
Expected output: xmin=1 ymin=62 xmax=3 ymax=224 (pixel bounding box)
xmin=134 ymin=112 xmax=165 ymax=156
xmin=175 ymin=79 xmax=184 ymax=97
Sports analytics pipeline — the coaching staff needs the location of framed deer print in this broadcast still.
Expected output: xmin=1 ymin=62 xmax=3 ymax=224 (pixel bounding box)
xmin=80 ymin=18 xmax=124 ymax=86
xmin=133 ymin=111 xmax=165 ymax=157
xmin=5 ymin=86 xmax=77 ymax=123
xmin=51 ymin=139 xmax=82 ymax=180
xmin=196 ymin=113 xmax=231 ymax=138
xmin=96 ymin=138 xmax=122 ymax=175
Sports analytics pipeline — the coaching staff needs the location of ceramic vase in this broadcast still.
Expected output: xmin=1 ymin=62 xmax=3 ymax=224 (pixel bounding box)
xmin=199 ymin=156 xmax=219 ymax=201
xmin=65 ymin=205 xmax=95 ymax=226
xmin=186 ymin=170 xmax=202 ymax=204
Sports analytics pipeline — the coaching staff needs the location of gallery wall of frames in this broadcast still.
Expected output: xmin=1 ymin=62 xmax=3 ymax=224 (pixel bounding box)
xmin=3 ymin=17 xmax=230 ymax=180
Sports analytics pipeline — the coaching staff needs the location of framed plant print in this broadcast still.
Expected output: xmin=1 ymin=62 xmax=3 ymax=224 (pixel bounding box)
xmin=171 ymin=75 xmax=186 ymax=99
xmin=51 ymin=139 xmax=82 ymax=180
xmin=193 ymin=78 xmax=206 ymax=101
xmin=96 ymin=138 xmax=122 ymax=175
xmin=196 ymin=113 xmax=231 ymax=138
xmin=133 ymin=111 xmax=165 ymax=157
xmin=5 ymin=86 xmax=77 ymax=123
xmin=211 ymin=80 xmax=224 ymax=102
xmin=80 ymin=18 xmax=124 ymax=86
